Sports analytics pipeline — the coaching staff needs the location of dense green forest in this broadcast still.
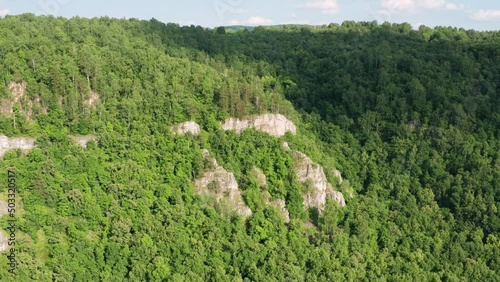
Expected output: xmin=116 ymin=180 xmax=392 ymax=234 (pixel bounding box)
xmin=0 ymin=14 xmax=499 ymax=281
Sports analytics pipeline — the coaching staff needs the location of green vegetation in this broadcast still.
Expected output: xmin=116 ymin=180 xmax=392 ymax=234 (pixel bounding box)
xmin=0 ymin=15 xmax=499 ymax=281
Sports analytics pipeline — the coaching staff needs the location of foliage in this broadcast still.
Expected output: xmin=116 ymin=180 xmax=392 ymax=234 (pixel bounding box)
xmin=0 ymin=15 xmax=498 ymax=281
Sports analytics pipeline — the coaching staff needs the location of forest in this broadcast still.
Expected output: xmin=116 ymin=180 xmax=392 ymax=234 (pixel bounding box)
xmin=0 ymin=14 xmax=499 ymax=281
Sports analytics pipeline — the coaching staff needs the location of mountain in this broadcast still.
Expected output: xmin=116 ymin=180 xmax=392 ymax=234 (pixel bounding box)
xmin=0 ymin=14 xmax=498 ymax=281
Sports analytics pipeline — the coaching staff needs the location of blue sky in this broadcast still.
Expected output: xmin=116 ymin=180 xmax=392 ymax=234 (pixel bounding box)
xmin=0 ymin=0 xmax=499 ymax=30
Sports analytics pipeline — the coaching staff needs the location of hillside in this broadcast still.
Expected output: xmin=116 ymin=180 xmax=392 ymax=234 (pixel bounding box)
xmin=0 ymin=15 xmax=499 ymax=281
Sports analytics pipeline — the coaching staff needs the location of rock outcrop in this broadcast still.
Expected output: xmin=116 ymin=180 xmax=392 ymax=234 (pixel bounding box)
xmin=0 ymin=135 xmax=36 ymax=158
xmin=292 ymin=151 xmax=345 ymax=210
xmin=262 ymin=191 xmax=290 ymax=223
xmin=1 ymin=81 xmax=47 ymax=121
xmin=282 ymin=142 xmax=291 ymax=151
xmin=333 ymin=169 xmax=343 ymax=184
xmin=194 ymin=149 xmax=252 ymax=217
xmin=84 ymin=91 xmax=100 ymax=107
xmin=8 ymin=81 xmax=27 ymax=104
xmin=1 ymin=135 xmax=100 ymax=157
xmin=222 ymin=114 xmax=296 ymax=137
xmin=170 ymin=121 xmax=201 ymax=136
xmin=0 ymin=200 xmax=8 ymax=252
xmin=0 ymin=200 xmax=7 ymax=217
xmin=331 ymin=191 xmax=346 ymax=207
xmin=252 ymin=167 xmax=267 ymax=187
xmin=71 ymin=135 xmax=98 ymax=148
xmin=0 ymin=230 xmax=7 ymax=252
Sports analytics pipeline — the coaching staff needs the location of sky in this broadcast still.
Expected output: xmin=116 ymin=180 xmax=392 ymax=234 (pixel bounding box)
xmin=0 ymin=0 xmax=499 ymax=31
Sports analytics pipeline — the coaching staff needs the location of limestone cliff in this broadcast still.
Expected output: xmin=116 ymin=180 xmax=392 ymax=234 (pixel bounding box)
xmin=194 ymin=149 xmax=252 ymax=217
xmin=222 ymin=114 xmax=296 ymax=137
xmin=0 ymin=135 xmax=36 ymax=157
xmin=181 ymin=115 xmax=347 ymax=220
xmin=292 ymin=151 xmax=346 ymax=210
xmin=1 ymin=135 xmax=100 ymax=157
xmin=170 ymin=121 xmax=201 ymax=136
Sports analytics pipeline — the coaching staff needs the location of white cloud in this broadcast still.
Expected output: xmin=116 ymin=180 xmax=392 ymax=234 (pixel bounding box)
xmin=380 ymin=0 xmax=463 ymax=14
xmin=228 ymin=19 xmax=241 ymax=25
xmin=246 ymin=16 xmax=273 ymax=25
xmin=419 ymin=0 xmax=445 ymax=9
xmin=299 ymin=0 xmax=339 ymax=15
xmin=380 ymin=0 xmax=414 ymax=13
xmin=445 ymin=3 xmax=464 ymax=10
xmin=471 ymin=9 xmax=500 ymax=21
xmin=0 ymin=9 xmax=10 ymax=18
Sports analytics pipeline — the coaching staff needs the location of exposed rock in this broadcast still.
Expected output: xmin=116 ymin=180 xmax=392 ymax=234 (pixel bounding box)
xmin=0 ymin=200 xmax=7 ymax=217
xmin=0 ymin=230 xmax=8 ymax=252
xmin=262 ymin=190 xmax=290 ymax=223
xmin=252 ymin=167 xmax=267 ymax=187
xmin=0 ymin=135 xmax=36 ymax=158
xmin=333 ymin=169 xmax=343 ymax=184
xmin=71 ymin=135 xmax=98 ymax=148
xmin=330 ymin=191 xmax=346 ymax=207
xmin=1 ymin=81 xmax=46 ymax=121
xmin=222 ymin=114 xmax=296 ymax=137
xmin=84 ymin=91 xmax=99 ymax=107
xmin=0 ymin=100 xmax=13 ymax=115
xmin=195 ymin=149 xmax=252 ymax=217
xmin=292 ymin=151 xmax=345 ymax=210
xmin=282 ymin=142 xmax=291 ymax=151
xmin=0 ymin=201 xmax=8 ymax=253
xmin=170 ymin=121 xmax=201 ymax=136
xmin=0 ymin=82 xmax=26 ymax=116
xmin=8 ymin=81 xmax=26 ymax=103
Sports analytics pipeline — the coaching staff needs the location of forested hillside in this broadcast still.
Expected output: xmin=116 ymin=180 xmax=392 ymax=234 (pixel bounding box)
xmin=0 ymin=14 xmax=499 ymax=281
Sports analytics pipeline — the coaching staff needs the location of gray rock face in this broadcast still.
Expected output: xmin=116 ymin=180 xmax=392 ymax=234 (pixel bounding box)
xmin=292 ymin=151 xmax=346 ymax=210
xmin=1 ymin=82 xmax=26 ymax=116
xmin=330 ymin=191 xmax=346 ymax=207
xmin=0 ymin=200 xmax=8 ymax=252
xmin=252 ymin=167 xmax=267 ymax=187
xmin=262 ymin=191 xmax=291 ymax=223
xmin=222 ymin=114 xmax=296 ymax=137
xmin=194 ymin=149 xmax=252 ymax=217
xmin=333 ymin=169 xmax=343 ymax=184
xmin=2 ymin=82 xmax=47 ymax=121
xmin=71 ymin=135 xmax=98 ymax=148
xmin=1 ymin=135 xmax=101 ymax=157
xmin=0 ymin=201 xmax=7 ymax=217
xmin=170 ymin=121 xmax=201 ymax=136
xmin=282 ymin=142 xmax=291 ymax=151
xmin=0 ymin=230 xmax=7 ymax=252
xmin=0 ymin=135 xmax=36 ymax=157
xmin=85 ymin=91 xmax=99 ymax=107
